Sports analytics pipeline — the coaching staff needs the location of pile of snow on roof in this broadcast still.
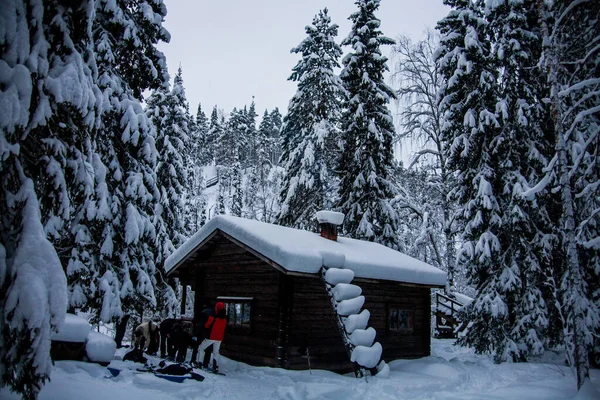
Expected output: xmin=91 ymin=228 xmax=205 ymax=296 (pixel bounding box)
xmin=166 ymin=215 xmax=446 ymax=286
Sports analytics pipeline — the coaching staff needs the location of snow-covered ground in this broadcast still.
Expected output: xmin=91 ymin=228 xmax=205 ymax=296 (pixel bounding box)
xmin=2 ymin=339 xmax=598 ymax=399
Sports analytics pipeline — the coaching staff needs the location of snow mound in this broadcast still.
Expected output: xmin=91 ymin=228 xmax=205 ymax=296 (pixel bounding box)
xmin=336 ymin=296 xmax=364 ymax=316
xmin=344 ymin=309 xmax=370 ymax=334
xmin=350 ymin=342 xmax=382 ymax=369
xmin=320 ymin=251 xmax=345 ymax=268
xmin=325 ymin=268 xmax=354 ymax=285
xmin=375 ymin=360 xmax=390 ymax=378
xmin=316 ymin=210 xmax=345 ymax=225
xmin=349 ymin=327 xmax=376 ymax=347
xmin=332 ymin=283 xmax=362 ymax=301
xmin=85 ymin=331 xmax=116 ymax=363
xmin=52 ymin=313 xmax=90 ymax=342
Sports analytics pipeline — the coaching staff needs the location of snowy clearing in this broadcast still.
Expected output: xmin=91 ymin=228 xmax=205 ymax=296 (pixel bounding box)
xmin=2 ymin=339 xmax=598 ymax=400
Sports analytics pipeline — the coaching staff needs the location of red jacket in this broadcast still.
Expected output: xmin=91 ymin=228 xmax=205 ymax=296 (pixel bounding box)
xmin=205 ymin=315 xmax=227 ymax=341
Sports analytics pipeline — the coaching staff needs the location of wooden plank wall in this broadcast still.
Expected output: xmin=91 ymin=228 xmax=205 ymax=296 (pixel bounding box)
xmin=287 ymin=275 xmax=353 ymax=372
xmin=191 ymin=235 xmax=281 ymax=367
xmin=358 ymin=279 xmax=431 ymax=359
xmin=185 ymin=232 xmax=432 ymax=371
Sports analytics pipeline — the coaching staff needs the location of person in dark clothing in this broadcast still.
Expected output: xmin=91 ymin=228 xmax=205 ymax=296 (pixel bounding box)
xmin=159 ymin=318 xmax=178 ymax=359
xmin=170 ymin=320 xmax=194 ymax=362
xmin=191 ymin=300 xmax=215 ymax=368
xmin=147 ymin=326 xmax=160 ymax=355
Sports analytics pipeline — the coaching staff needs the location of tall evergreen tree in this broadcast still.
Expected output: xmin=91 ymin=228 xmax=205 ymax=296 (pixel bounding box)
xmin=243 ymin=101 xmax=258 ymax=167
xmin=147 ymin=66 xmax=190 ymax=260
xmin=218 ymin=108 xmax=239 ymax=168
xmin=268 ymin=108 xmax=283 ymax=166
xmin=194 ymin=103 xmax=210 ymax=165
xmin=75 ymin=0 xmax=170 ymax=325
xmin=438 ymin=0 xmax=553 ymax=362
xmin=205 ymin=106 xmax=222 ymax=166
xmin=532 ymin=0 xmax=600 ymax=389
xmin=278 ymin=8 xmax=345 ymax=229
xmin=485 ymin=0 xmax=553 ymax=361
xmin=437 ymin=0 xmax=509 ymax=362
xmin=0 ymin=0 xmax=169 ymax=397
xmin=336 ymin=0 xmax=399 ymax=249
xmin=0 ymin=1 xmax=88 ymax=396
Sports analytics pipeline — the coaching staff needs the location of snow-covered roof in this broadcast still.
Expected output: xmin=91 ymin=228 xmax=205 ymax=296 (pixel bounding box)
xmin=166 ymin=215 xmax=446 ymax=286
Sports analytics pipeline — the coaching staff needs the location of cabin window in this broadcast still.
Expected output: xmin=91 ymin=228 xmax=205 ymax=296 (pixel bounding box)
xmin=217 ymin=296 xmax=253 ymax=328
xmin=388 ymin=307 xmax=414 ymax=332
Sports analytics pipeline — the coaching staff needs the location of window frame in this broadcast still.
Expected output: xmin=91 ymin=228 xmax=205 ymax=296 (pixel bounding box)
xmin=387 ymin=305 xmax=414 ymax=334
xmin=217 ymin=296 xmax=254 ymax=332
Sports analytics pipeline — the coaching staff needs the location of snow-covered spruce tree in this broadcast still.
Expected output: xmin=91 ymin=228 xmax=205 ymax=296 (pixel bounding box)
xmin=145 ymin=66 xmax=191 ymax=319
xmin=437 ymin=0 xmax=551 ymax=362
xmin=336 ymin=0 xmax=399 ymax=249
xmin=484 ymin=0 xmax=554 ymax=362
xmin=206 ymin=105 xmax=222 ymax=166
xmin=181 ymin=103 xmax=207 ymax=234
xmin=194 ymin=103 xmax=211 ymax=166
xmin=0 ymin=1 xmax=97 ymax=396
xmin=268 ymin=108 xmax=283 ymax=166
xmin=218 ymin=107 xmax=239 ymax=169
xmin=278 ymin=8 xmax=345 ymax=230
xmin=147 ymin=66 xmax=189 ymax=258
xmin=436 ymin=0 xmax=505 ymax=361
xmin=532 ymin=0 xmax=600 ymax=389
xmin=243 ymin=101 xmax=258 ymax=168
xmin=77 ymin=0 xmax=170 ymax=324
xmin=245 ymin=109 xmax=282 ymax=222
xmin=244 ymin=110 xmax=270 ymax=221
xmin=392 ymin=30 xmax=459 ymax=291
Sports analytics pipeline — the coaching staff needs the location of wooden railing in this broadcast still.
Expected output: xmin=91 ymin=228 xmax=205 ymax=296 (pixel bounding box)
xmin=435 ymin=292 xmax=465 ymax=338
xmin=205 ymin=176 xmax=218 ymax=188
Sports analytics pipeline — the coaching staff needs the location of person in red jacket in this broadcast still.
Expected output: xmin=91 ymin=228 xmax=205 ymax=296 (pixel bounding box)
xmin=194 ymin=301 xmax=228 ymax=372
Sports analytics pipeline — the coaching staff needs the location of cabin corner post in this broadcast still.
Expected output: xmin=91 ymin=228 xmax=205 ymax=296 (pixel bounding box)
xmin=426 ymin=289 xmax=432 ymax=356
xmin=193 ymin=268 xmax=206 ymax=323
xmin=180 ymin=283 xmax=187 ymax=316
xmin=276 ymin=273 xmax=293 ymax=368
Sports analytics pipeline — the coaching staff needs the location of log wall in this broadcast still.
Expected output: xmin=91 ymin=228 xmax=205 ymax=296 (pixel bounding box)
xmin=287 ymin=275 xmax=353 ymax=372
xmin=358 ymin=279 xmax=431 ymax=359
xmin=183 ymin=232 xmax=433 ymax=372
xmin=190 ymin=235 xmax=281 ymax=367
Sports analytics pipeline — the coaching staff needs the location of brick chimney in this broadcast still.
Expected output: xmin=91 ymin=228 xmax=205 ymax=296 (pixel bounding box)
xmin=316 ymin=211 xmax=345 ymax=242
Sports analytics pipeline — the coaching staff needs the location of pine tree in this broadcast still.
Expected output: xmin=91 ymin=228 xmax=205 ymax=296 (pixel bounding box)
xmin=206 ymin=106 xmax=222 ymax=166
xmin=218 ymin=108 xmax=239 ymax=169
xmin=269 ymin=108 xmax=283 ymax=166
xmin=336 ymin=0 xmax=399 ymax=249
xmin=194 ymin=103 xmax=211 ymax=165
xmin=243 ymin=101 xmax=258 ymax=168
xmin=0 ymin=1 xmax=83 ymax=395
xmin=533 ymin=0 xmax=600 ymax=389
xmin=438 ymin=0 xmax=554 ymax=362
xmin=278 ymin=8 xmax=345 ymax=229
xmin=437 ymin=0 xmax=509 ymax=361
xmin=78 ymin=0 xmax=170 ymax=323
xmin=1 ymin=0 xmax=168 ymax=396
xmin=147 ymin=66 xmax=190 ymax=259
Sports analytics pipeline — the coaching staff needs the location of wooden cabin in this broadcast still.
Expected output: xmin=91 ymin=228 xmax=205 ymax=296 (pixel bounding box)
xmin=166 ymin=214 xmax=446 ymax=373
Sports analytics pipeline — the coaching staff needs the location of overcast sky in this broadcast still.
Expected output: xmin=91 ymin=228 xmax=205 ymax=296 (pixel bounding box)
xmin=158 ymin=0 xmax=449 ymax=117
